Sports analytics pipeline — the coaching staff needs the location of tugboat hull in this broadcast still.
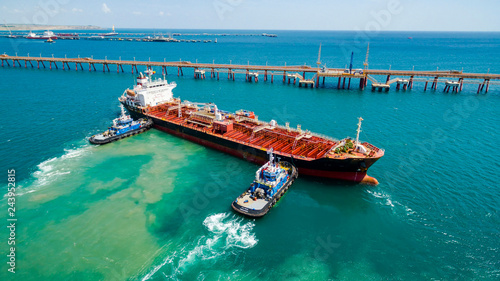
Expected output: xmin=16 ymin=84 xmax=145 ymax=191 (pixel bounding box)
xmin=89 ymin=119 xmax=153 ymax=145
xmin=232 ymin=162 xmax=298 ymax=218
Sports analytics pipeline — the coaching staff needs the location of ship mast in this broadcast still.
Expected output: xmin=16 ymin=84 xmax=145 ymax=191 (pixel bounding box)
xmin=355 ymin=117 xmax=363 ymax=146
xmin=267 ymin=148 xmax=274 ymax=164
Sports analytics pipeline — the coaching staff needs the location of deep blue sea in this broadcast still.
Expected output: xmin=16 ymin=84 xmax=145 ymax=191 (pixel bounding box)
xmin=0 ymin=30 xmax=499 ymax=280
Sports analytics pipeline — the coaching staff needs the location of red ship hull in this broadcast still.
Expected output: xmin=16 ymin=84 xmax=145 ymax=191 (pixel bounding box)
xmin=155 ymin=124 xmax=371 ymax=182
xmin=119 ymin=98 xmax=384 ymax=182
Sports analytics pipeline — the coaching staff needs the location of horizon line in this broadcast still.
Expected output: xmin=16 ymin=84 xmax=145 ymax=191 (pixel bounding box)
xmin=2 ymin=24 xmax=500 ymax=33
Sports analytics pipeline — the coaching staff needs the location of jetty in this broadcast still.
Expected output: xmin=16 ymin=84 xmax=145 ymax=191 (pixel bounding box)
xmin=1 ymin=54 xmax=499 ymax=93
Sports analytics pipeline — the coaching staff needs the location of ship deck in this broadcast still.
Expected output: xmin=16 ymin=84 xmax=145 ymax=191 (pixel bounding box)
xmin=144 ymin=102 xmax=384 ymax=161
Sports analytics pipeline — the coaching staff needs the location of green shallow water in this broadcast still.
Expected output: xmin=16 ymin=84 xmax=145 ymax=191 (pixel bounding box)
xmin=1 ymin=30 xmax=499 ymax=280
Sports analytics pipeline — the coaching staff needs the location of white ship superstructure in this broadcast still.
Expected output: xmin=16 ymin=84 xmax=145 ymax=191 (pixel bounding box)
xmin=122 ymin=69 xmax=177 ymax=108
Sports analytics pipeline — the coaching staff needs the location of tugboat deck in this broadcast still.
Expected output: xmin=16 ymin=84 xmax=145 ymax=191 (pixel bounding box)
xmin=236 ymin=193 xmax=269 ymax=209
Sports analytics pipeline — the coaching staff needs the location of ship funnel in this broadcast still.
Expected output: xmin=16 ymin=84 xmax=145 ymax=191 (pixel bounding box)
xmin=137 ymin=72 xmax=148 ymax=86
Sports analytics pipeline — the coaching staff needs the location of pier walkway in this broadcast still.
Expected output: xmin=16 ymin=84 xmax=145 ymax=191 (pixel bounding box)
xmin=2 ymin=54 xmax=499 ymax=93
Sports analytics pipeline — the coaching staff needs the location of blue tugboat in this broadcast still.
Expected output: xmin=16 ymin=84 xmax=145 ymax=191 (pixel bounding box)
xmin=89 ymin=105 xmax=153 ymax=145
xmin=232 ymin=150 xmax=298 ymax=218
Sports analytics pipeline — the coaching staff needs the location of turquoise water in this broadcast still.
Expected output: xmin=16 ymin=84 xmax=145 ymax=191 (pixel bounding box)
xmin=1 ymin=30 xmax=499 ymax=280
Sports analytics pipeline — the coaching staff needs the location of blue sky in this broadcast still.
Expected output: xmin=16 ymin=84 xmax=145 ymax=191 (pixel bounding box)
xmin=1 ymin=0 xmax=499 ymax=31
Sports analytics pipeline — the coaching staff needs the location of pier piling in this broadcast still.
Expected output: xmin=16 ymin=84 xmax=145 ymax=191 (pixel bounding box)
xmin=431 ymin=77 xmax=438 ymax=90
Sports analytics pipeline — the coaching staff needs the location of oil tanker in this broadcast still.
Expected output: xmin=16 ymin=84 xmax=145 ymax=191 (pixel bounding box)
xmin=119 ymin=70 xmax=384 ymax=184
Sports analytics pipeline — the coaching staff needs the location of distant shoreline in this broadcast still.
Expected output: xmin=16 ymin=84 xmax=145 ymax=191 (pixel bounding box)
xmin=0 ymin=24 xmax=103 ymax=31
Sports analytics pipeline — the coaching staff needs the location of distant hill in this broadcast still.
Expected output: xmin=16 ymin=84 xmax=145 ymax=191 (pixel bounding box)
xmin=0 ymin=24 xmax=103 ymax=31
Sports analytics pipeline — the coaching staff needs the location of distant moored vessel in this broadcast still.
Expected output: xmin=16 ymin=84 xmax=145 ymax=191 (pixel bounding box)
xmin=102 ymin=25 xmax=118 ymax=36
xmin=26 ymin=30 xmax=58 ymax=39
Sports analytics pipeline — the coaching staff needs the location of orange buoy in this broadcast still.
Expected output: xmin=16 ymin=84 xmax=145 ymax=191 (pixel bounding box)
xmin=361 ymin=174 xmax=379 ymax=185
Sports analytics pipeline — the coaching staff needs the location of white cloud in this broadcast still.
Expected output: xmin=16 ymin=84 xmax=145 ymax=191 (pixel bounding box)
xmin=159 ymin=11 xmax=164 ymax=16
xmin=72 ymin=8 xmax=83 ymax=13
xmin=132 ymin=11 xmax=141 ymax=15
xmin=102 ymin=3 xmax=111 ymax=14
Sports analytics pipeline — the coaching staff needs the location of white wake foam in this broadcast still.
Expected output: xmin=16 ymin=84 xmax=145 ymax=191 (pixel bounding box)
xmin=367 ymin=189 xmax=392 ymax=206
xmin=141 ymin=213 xmax=258 ymax=280
xmin=203 ymin=212 xmax=257 ymax=249
xmin=366 ymin=189 xmax=416 ymax=217
xmin=16 ymin=145 xmax=93 ymax=195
